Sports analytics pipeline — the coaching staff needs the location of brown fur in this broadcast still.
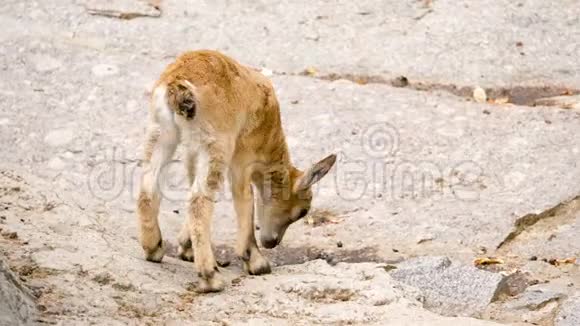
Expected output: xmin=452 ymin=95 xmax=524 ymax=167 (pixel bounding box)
xmin=137 ymin=50 xmax=336 ymax=292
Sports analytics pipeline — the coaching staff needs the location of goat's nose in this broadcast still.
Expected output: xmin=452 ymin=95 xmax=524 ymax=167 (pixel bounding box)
xmin=262 ymin=237 xmax=278 ymax=249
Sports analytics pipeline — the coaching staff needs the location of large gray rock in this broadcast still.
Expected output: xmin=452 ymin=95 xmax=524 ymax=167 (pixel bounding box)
xmin=390 ymin=256 xmax=505 ymax=317
xmin=0 ymin=258 xmax=37 ymax=326
xmin=556 ymin=295 xmax=580 ymax=326
xmin=505 ymin=285 xmax=565 ymax=311
xmin=484 ymin=284 xmax=567 ymax=325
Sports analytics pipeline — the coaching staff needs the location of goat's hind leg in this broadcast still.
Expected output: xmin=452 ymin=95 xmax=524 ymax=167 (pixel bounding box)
xmin=137 ymin=93 xmax=179 ymax=262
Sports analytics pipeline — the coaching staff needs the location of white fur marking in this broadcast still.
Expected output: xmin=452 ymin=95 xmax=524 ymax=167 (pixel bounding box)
xmin=192 ymin=149 xmax=210 ymax=196
xmin=145 ymin=85 xmax=179 ymax=195
xmin=152 ymin=85 xmax=175 ymax=127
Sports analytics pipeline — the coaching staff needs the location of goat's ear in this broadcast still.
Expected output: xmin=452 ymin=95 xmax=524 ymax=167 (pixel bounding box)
xmin=294 ymin=154 xmax=337 ymax=192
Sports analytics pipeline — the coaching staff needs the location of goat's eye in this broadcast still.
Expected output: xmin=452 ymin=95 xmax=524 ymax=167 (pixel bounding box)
xmin=297 ymin=208 xmax=309 ymax=219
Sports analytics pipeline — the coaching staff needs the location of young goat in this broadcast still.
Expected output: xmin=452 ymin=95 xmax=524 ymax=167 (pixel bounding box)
xmin=137 ymin=50 xmax=336 ymax=292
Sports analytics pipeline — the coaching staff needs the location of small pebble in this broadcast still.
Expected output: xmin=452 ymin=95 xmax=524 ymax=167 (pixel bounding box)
xmin=473 ymin=87 xmax=487 ymax=103
xmin=416 ymin=234 xmax=435 ymax=244
xmin=336 ymin=241 xmax=343 ymax=248
xmin=3 ymin=231 xmax=18 ymax=239
xmin=382 ymin=265 xmax=397 ymax=272
xmin=530 ymin=255 xmax=538 ymax=261
xmin=392 ymin=76 xmax=409 ymax=88
xmin=326 ymin=257 xmax=338 ymax=266
xmin=317 ymin=252 xmax=337 ymax=266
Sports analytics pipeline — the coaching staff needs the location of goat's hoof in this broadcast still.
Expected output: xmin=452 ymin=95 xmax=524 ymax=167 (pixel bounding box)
xmin=243 ymin=253 xmax=271 ymax=276
xmin=196 ymin=273 xmax=225 ymax=293
xmin=177 ymin=245 xmax=194 ymax=262
xmin=144 ymin=240 xmax=165 ymax=263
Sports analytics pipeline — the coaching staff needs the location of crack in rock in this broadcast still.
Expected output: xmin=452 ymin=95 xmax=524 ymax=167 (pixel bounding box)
xmin=497 ymin=195 xmax=580 ymax=250
xmin=287 ymin=70 xmax=580 ymax=108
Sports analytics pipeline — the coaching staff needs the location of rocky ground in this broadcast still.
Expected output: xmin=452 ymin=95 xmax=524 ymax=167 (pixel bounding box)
xmin=1 ymin=0 xmax=579 ymax=325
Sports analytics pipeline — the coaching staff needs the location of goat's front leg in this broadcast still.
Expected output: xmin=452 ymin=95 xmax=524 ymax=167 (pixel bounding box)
xmin=188 ymin=145 xmax=228 ymax=292
xmin=177 ymin=151 xmax=197 ymax=262
xmin=231 ymin=171 xmax=271 ymax=275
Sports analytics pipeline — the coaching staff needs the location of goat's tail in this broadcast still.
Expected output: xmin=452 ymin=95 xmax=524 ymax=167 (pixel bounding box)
xmin=165 ymin=79 xmax=197 ymax=120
